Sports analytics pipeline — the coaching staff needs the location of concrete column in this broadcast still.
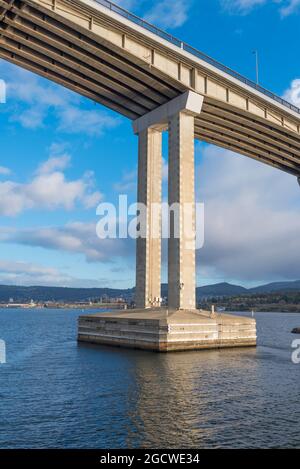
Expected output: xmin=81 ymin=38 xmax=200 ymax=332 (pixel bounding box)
xmin=135 ymin=128 xmax=162 ymax=309
xmin=168 ymin=112 xmax=196 ymax=310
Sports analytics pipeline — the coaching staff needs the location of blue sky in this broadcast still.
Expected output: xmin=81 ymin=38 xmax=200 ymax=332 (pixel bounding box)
xmin=0 ymin=0 xmax=300 ymax=289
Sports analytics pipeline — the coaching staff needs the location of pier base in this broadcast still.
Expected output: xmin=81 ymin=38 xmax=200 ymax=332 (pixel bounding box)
xmin=77 ymin=309 xmax=256 ymax=352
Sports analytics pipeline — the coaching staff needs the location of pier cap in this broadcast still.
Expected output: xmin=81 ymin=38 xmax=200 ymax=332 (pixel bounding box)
xmin=132 ymin=91 xmax=204 ymax=134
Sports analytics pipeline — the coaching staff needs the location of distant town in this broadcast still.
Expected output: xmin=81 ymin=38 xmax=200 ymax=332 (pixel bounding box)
xmin=199 ymin=291 xmax=300 ymax=313
xmin=3 ymin=294 xmax=132 ymax=310
xmin=0 ymin=281 xmax=299 ymax=312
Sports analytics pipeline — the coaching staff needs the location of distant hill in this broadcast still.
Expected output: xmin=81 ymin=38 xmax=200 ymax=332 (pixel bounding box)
xmin=0 ymin=285 xmax=134 ymax=303
xmin=249 ymin=280 xmax=300 ymax=294
xmin=0 ymin=280 xmax=299 ymax=303
xmin=196 ymin=282 xmax=248 ymax=298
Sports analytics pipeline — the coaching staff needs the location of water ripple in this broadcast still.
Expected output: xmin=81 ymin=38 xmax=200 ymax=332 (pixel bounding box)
xmin=0 ymin=309 xmax=299 ymax=448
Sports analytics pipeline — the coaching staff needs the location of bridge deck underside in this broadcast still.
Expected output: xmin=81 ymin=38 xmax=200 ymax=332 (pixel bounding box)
xmin=1 ymin=0 xmax=300 ymax=176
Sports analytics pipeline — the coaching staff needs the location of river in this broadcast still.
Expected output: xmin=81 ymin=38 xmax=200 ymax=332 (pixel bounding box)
xmin=0 ymin=308 xmax=299 ymax=448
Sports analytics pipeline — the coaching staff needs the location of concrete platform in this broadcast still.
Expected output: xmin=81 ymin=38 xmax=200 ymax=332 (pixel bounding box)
xmin=77 ymin=309 xmax=256 ymax=352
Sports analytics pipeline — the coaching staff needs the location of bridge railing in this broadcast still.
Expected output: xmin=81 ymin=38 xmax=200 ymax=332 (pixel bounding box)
xmin=90 ymin=0 xmax=300 ymax=116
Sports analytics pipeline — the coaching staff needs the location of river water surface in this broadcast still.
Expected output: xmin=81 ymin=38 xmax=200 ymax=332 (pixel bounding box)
xmin=0 ymin=308 xmax=299 ymax=448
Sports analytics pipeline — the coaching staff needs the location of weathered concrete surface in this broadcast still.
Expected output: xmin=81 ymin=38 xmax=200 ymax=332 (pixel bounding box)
xmin=132 ymin=91 xmax=203 ymax=134
xmin=134 ymin=91 xmax=201 ymax=311
xmin=135 ymin=128 xmax=162 ymax=309
xmin=78 ymin=309 xmax=257 ymax=352
xmin=168 ymin=111 xmax=196 ymax=311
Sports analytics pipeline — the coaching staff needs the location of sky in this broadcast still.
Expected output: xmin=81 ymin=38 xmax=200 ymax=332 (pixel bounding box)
xmin=0 ymin=0 xmax=300 ymax=289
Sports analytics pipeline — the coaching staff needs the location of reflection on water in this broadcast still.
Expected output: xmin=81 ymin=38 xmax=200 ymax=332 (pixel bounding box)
xmin=0 ymin=309 xmax=299 ymax=448
xmin=130 ymin=347 xmax=260 ymax=448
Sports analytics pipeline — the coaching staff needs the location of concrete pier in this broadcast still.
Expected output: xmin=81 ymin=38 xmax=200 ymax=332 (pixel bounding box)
xmin=78 ymin=309 xmax=257 ymax=352
xmin=78 ymin=91 xmax=257 ymax=353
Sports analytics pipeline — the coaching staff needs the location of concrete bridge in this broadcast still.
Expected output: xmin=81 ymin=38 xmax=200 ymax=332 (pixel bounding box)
xmin=1 ymin=0 xmax=298 ymax=350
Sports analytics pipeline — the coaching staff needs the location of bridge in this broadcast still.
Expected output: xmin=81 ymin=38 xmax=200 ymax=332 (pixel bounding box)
xmin=1 ymin=0 xmax=298 ymax=350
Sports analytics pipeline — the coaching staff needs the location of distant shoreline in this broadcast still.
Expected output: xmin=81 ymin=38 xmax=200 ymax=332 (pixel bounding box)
xmin=0 ymin=303 xmax=127 ymax=310
xmin=0 ymin=305 xmax=299 ymax=314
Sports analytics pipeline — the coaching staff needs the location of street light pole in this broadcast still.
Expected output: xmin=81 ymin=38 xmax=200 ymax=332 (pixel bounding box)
xmin=253 ymin=50 xmax=259 ymax=85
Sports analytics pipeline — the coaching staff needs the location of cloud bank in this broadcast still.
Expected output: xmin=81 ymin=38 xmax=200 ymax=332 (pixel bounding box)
xmin=196 ymin=145 xmax=300 ymax=282
xmin=0 ymin=222 xmax=134 ymax=263
xmin=1 ymin=144 xmax=299 ymax=284
xmin=0 ymin=260 xmax=106 ymax=288
xmin=0 ymin=146 xmax=101 ymax=216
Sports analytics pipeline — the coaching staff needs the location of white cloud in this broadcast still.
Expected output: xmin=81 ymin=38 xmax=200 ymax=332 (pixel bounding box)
xmin=144 ymin=0 xmax=191 ymax=28
xmin=114 ymin=168 xmax=137 ymax=193
xmin=0 ymin=149 xmax=102 ymax=216
xmin=12 ymin=107 xmax=46 ymax=129
xmin=283 ymin=78 xmax=300 ymax=107
xmin=196 ymin=145 xmax=300 ymax=282
xmin=162 ymin=158 xmax=168 ymax=181
xmin=0 ymin=166 xmax=11 ymax=176
xmin=7 ymin=69 xmax=66 ymax=107
xmin=26 ymin=172 xmax=96 ymax=210
xmin=0 ymin=260 xmax=59 ymax=278
xmin=58 ymin=106 xmax=119 ymax=136
xmin=280 ymin=0 xmax=300 ymax=16
xmin=221 ymin=0 xmax=300 ymax=16
xmin=0 ymin=260 xmax=105 ymax=287
xmin=0 ymin=222 xmax=134 ymax=263
xmin=114 ymin=0 xmax=191 ymax=28
xmin=221 ymin=0 xmax=266 ymax=13
xmin=37 ymin=155 xmax=71 ymax=175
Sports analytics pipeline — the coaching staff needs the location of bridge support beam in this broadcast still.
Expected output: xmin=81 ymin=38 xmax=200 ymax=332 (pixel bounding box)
xmin=135 ymin=128 xmax=162 ymax=309
xmin=133 ymin=91 xmax=203 ymax=310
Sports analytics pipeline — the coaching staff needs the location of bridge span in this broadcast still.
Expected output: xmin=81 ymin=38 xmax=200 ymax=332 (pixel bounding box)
xmin=1 ymin=0 xmax=300 ymax=176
